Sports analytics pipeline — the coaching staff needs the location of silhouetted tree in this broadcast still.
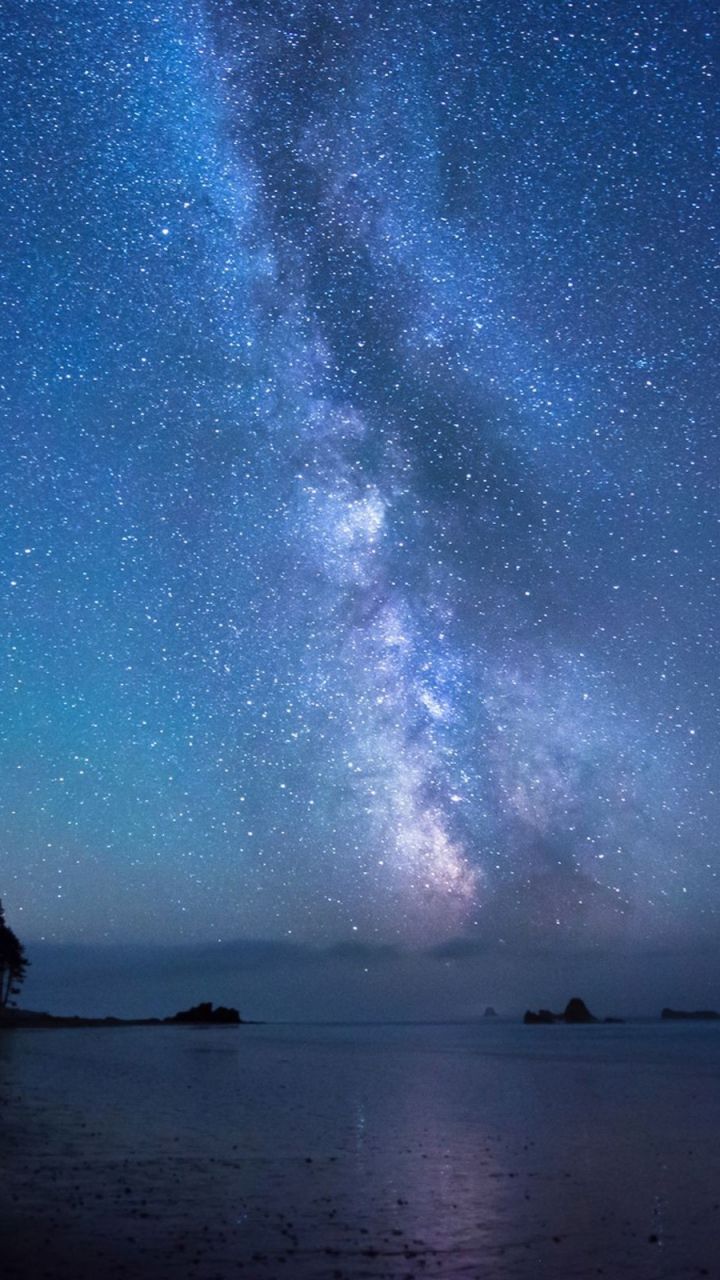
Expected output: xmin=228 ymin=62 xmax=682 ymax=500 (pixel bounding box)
xmin=0 ymin=900 xmax=29 ymax=1008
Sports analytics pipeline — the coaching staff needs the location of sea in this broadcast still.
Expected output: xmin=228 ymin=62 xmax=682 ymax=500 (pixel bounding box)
xmin=1 ymin=1019 xmax=719 ymax=1279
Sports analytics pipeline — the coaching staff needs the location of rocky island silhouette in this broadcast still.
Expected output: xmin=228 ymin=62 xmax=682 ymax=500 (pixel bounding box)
xmin=524 ymin=997 xmax=625 ymax=1025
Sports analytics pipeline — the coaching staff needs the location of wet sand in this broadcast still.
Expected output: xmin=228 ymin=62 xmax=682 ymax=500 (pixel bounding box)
xmin=1 ymin=1020 xmax=718 ymax=1278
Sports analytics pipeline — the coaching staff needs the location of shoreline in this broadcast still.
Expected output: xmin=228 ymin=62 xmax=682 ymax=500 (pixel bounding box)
xmin=0 ymin=1005 xmax=253 ymax=1030
xmin=2 ymin=1020 xmax=719 ymax=1279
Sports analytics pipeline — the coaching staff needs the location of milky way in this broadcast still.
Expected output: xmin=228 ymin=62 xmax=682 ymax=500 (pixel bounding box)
xmin=1 ymin=0 xmax=718 ymax=949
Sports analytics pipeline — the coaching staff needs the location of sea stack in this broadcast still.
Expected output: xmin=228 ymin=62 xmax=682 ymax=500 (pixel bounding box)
xmin=523 ymin=997 xmax=597 ymax=1025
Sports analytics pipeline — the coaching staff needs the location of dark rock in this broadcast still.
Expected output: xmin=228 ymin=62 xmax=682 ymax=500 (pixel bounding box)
xmin=483 ymin=1006 xmax=497 ymax=1018
xmin=524 ymin=997 xmax=599 ymax=1025
xmin=165 ymin=1002 xmax=242 ymax=1025
xmin=661 ymin=1008 xmax=720 ymax=1021
xmin=563 ymin=997 xmax=597 ymax=1024
xmin=523 ymin=1008 xmax=556 ymax=1025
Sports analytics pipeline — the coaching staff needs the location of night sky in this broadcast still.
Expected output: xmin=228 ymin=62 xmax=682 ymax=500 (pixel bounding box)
xmin=2 ymin=0 xmax=718 ymax=981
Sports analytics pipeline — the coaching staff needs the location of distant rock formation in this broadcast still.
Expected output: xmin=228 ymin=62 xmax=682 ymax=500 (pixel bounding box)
xmin=661 ymin=1007 xmax=719 ymax=1021
xmin=523 ymin=1008 xmax=557 ymax=1025
xmin=564 ymin=997 xmax=597 ymax=1023
xmin=483 ymin=1006 xmax=497 ymax=1018
xmin=524 ymin=997 xmax=598 ymax=1025
xmin=165 ymin=1001 xmax=241 ymax=1025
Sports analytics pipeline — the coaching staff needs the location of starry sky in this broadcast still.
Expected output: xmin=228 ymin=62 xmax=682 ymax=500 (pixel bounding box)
xmin=2 ymin=0 xmax=718 ymax=967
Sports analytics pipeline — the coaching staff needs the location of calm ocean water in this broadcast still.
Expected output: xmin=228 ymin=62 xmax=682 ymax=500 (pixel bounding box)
xmin=1 ymin=1020 xmax=719 ymax=1278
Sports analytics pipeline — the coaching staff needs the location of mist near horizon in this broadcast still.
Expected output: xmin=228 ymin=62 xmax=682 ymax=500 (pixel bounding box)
xmin=18 ymin=936 xmax=720 ymax=1023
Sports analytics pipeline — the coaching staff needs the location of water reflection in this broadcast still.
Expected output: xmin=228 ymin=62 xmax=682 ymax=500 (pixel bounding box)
xmin=1 ymin=1023 xmax=719 ymax=1278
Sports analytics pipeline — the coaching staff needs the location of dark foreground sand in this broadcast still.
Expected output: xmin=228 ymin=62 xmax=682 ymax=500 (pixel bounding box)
xmin=1 ymin=1021 xmax=719 ymax=1279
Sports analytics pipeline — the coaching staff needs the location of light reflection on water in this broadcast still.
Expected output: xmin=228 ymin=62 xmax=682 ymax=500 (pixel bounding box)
xmin=1 ymin=1020 xmax=719 ymax=1278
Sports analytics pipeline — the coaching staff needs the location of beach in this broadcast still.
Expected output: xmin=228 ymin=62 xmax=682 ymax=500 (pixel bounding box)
xmin=1 ymin=1020 xmax=718 ymax=1279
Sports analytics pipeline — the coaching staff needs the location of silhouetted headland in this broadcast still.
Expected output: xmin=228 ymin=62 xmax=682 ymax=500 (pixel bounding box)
xmin=0 ymin=1000 xmax=245 ymax=1029
xmin=661 ymin=1007 xmax=720 ymax=1021
xmin=524 ymin=997 xmax=624 ymax=1025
